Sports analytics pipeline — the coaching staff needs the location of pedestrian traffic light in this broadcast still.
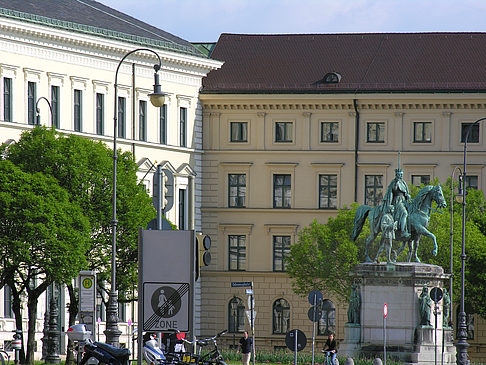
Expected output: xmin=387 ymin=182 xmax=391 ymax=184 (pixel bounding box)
xmin=195 ymin=233 xmax=211 ymax=281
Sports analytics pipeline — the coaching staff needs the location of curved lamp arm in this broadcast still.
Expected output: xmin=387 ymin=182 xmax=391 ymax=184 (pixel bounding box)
xmin=35 ymin=97 xmax=54 ymax=126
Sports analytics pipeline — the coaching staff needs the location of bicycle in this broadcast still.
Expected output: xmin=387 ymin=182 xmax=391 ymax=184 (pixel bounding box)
xmin=179 ymin=330 xmax=228 ymax=365
xmin=0 ymin=350 xmax=10 ymax=365
xmin=321 ymin=350 xmax=336 ymax=365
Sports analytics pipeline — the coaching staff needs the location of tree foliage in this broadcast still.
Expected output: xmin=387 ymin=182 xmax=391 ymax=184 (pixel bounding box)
xmin=286 ymin=206 xmax=360 ymax=301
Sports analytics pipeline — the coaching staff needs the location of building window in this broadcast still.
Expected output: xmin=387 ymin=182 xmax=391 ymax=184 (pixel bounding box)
xmin=228 ymin=174 xmax=246 ymax=208
xmin=273 ymin=299 xmax=290 ymax=334
xmin=178 ymin=189 xmax=186 ymax=230
xmin=4 ymin=77 xmax=13 ymax=122
xmin=3 ymin=285 xmax=13 ymax=318
xmin=228 ymin=297 xmax=245 ymax=333
xmin=96 ymin=93 xmax=104 ymax=135
xmin=319 ymin=174 xmax=337 ymax=209
xmin=27 ymin=81 xmax=37 ymax=125
xmin=465 ymin=176 xmax=478 ymax=190
xmin=118 ymin=301 xmax=126 ymax=322
xmin=273 ymin=174 xmax=291 ymax=208
xmin=228 ymin=235 xmax=246 ymax=271
xmin=411 ymin=175 xmax=430 ymax=187
xmin=367 ymin=122 xmax=385 ymax=143
xmin=139 ymin=100 xmax=147 ymax=141
xmin=230 ymin=122 xmax=248 ymax=142
xmin=273 ymin=236 xmax=291 ymax=272
xmin=321 ymin=122 xmax=339 ymax=143
xmin=73 ymin=89 xmax=82 ymax=132
xmin=318 ymin=299 xmax=336 ymax=335
xmin=461 ymin=123 xmax=480 ymax=143
xmin=275 ymin=122 xmax=293 ymax=142
xmin=50 ymin=86 xmax=60 ymax=128
xmin=117 ymin=96 xmax=126 ymax=138
xmin=413 ymin=122 xmax=432 ymax=143
xmin=160 ymin=104 xmax=167 ymax=144
xmin=365 ymin=175 xmax=383 ymax=206
xmin=180 ymin=107 xmax=187 ymax=147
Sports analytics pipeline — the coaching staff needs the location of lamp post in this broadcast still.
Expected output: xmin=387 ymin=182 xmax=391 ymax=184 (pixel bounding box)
xmin=449 ymin=166 xmax=462 ymax=329
xmin=456 ymin=117 xmax=486 ymax=365
xmin=35 ymin=97 xmax=53 ymax=127
xmin=105 ymin=48 xmax=166 ymax=347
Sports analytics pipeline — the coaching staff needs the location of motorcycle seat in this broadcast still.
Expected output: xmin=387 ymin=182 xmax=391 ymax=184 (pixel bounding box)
xmin=95 ymin=342 xmax=131 ymax=358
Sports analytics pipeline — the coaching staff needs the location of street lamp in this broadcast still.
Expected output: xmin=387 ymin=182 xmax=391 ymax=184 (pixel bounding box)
xmin=449 ymin=166 xmax=462 ymax=329
xmin=456 ymin=117 xmax=486 ymax=365
xmin=35 ymin=97 xmax=53 ymax=127
xmin=105 ymin=48 xmax=166 ymax=347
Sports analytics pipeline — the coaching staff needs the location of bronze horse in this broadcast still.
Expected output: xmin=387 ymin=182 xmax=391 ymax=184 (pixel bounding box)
xmin=352 ymin=185 xmax=447 ymax=263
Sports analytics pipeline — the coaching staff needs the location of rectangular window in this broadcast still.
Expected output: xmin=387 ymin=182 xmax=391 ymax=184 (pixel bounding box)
xmin=461 ymin=123 xmax=480 ymax=143
xmin=228 ymin=174 xmax=246 ymax=208
xmin=117 ymin=97 xmax=126 ymax=138
xmin=273 ymin=174 xmax=291 ymax=208
xmin=139 ymin=100 xmax=147 ymax=141
xmin=3 ymin=285 xmax=13 ymax=318
xmin=180 ymin=107 xmax=187 ymax=147
xmin=413 ymin=122 xmax=432 ymax=143
xmin=27 ymin=81 xmax=37 ymax=125
xmin=319 ymin=174 xmax=338 ymax=209
xmin=51 ymin=86 xmax=60 ymax=128
xmin=365 ymin=175 xmax=383 ymax=206
xmin=465 ymin=176 xmax=478 ymax=190
xmin=367 ymin=122 xmax=385 ymax=143
xmin=321 ymin=122 xmax=339 ymax=143
xmin=273 ymin=235 xmax=291 ymax=272
xmin=230 ymin=122 xmax=248 ymax=142
xmin=229 ymin=235 xmax=246 ymax=271
xmin=96 ymin=93 xmax=104 ymax=135
xmin=411 ymin=175 xmax=430 ymax=187
xmin=160 ymin=104 xmax=167 ymax=144
xmin=275 ymin=122 xmax=293 ymax=142
xmin=178 ymin=189 xmax=186 ymax=230
xmin=118 ymin=301 xmax=126 ymax=322
xmin=74 ymin=89 xmax=82 ymax=132
xmin=3 ymin=77 xmax=12 ymax=122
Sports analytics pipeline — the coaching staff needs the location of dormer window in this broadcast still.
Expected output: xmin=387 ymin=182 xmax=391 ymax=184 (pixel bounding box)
xmin=323 ymin=72 xmax=342 ymax=84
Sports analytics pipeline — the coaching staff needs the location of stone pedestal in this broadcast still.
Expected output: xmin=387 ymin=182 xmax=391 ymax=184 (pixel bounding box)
xmin=339 ymin=262 xmax=456 ymax=364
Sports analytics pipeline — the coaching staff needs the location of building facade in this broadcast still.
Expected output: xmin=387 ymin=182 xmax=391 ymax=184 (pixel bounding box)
xmin=0 ymin=0 xmax=221 ymax=358
xmin=198 ymin=33 xmax=486 ymax=360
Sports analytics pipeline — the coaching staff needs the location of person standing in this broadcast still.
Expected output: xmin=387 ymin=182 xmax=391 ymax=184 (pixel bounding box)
xmin=237 ymin=331 xmax=252 ymax=365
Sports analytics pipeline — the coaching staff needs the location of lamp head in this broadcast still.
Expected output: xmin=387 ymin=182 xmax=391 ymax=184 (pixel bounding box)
xmin=148 ymin=66 xmax=166 ymax=107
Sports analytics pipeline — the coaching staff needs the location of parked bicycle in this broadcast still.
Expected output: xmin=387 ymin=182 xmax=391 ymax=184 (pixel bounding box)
xmin=0 ymin=350 xmax=10 ymax=365
xmin=179 ymin=330 xmax=228 ymax=365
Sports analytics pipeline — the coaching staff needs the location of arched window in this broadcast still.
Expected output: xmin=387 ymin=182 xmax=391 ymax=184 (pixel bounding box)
xmin=318 ymin=299 xmax=336 ymax=335
xmin=273 ymin=298 xmax=290 ymax=334
xmin=228 ymin=297 xmax=245 ymax=333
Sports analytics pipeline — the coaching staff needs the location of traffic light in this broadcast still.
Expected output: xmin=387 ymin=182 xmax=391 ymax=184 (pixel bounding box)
xmin=195 ymin=233 xmax=211 ymax=281
xmin=152 ymin=165 xmax=174 ymax=212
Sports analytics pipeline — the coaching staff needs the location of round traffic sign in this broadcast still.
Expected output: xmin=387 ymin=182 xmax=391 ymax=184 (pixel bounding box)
xmin=430 ymin=287 xmax=443 ymax=303
xmin=308 ymin=290 xmax=323 ymax=306
xmin=307 ymin=306 xmax=322 ymax=322
xmin=383 ymin=303 xmax=388 ymax=318
xmin=285 ymin=329 xmax=307 ymax=352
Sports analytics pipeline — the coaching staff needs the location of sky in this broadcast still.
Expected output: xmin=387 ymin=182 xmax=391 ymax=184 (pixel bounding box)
xmin=97 ymin=0 xmax=486 ymax=42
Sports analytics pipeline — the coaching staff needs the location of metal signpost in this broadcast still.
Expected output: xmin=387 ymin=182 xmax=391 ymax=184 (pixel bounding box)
xmin=307 ymin=290 xmax=323 ymax=365
xmin=231 ymin=282 xmax=255 ymax=365
xmin=285 ymin=329 xmax=306 ymax=365
xmin=430 ymin=287 xmax=443 ymax=365
xmin=79 ymin=271 xmax=97 ymax=341
xmin=383 ymin=303 xmax=388 ymax=365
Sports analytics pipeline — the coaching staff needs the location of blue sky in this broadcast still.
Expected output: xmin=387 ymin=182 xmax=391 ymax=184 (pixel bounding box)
xmin=98 ymin=0 xmax=486 ymax=42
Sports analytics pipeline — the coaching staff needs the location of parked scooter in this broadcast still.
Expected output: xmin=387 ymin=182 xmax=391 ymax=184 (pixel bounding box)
xmin=142 ymin=333 xmax=166 ymax=365
xmin=67 ymin=324 xmax=130 ymax=365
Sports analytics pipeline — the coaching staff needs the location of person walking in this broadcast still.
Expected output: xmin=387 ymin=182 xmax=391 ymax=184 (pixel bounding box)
xmin=236 ymin=331 xmax=252 ymax=365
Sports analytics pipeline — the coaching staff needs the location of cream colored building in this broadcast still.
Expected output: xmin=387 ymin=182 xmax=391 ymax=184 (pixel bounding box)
xmin=198 ymin=33 xmax=486 ymax=360
xmin=0 ymin=0 xmax=221 ymax=357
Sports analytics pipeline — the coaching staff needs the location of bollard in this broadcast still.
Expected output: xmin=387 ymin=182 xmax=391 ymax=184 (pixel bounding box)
xmin=372 ymin=358 xmax=383 ymax=365
xmin=344 ymin=358 xmax=354 ymax=365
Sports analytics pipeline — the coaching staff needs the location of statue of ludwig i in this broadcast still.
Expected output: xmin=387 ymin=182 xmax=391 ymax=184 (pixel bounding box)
xmin=352 ymin=165 xmax=447 ymax=263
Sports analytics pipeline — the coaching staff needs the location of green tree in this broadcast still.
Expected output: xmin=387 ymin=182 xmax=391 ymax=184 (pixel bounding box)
xmin=2 ymin=127 xmax=155 ymax=362
xmin=286 ymin=207 xmax=360 ymax=301
xmin=0 ymin=160 xmax=90 ymax=364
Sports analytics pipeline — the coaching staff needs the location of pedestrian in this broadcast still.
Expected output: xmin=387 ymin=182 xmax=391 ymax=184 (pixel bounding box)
xmin=236 ymin=331 xmax=252 ymax=365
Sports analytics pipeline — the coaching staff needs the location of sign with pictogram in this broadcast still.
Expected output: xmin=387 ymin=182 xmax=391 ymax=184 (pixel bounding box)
xmin=143 ymin=282 xmax=190 ymax=332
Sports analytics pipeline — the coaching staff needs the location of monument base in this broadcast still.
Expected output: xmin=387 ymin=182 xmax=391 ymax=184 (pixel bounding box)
xmin=339 ymin=262 xmax=456 ymax=364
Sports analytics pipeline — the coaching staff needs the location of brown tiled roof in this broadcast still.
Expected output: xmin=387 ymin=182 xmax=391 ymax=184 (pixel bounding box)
xmin=202 ymin=32 xmax=486 ymax=94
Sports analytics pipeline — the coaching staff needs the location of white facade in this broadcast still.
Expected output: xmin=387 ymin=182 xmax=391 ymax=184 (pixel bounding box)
xmin=0 ymin=8 xmax=221 ymax=358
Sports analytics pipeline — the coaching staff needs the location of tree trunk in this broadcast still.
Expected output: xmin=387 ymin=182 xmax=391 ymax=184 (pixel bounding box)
xmin=26 ymin=296 xmax=38 ymax=365
xmin=65 ymin=283 xmax=79 ymax=365
xmin=12 ymin=291 xmax=26 ymax=364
